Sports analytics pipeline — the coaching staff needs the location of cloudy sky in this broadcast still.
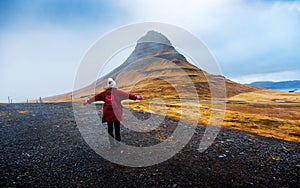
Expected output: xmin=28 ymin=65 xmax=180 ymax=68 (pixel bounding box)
xmin=0 ymin=0 xmax=299 ymax=102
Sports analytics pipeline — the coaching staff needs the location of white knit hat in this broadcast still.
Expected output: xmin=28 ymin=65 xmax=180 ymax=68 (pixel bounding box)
xmin=107 ymin=78 xmax=117 ymax=88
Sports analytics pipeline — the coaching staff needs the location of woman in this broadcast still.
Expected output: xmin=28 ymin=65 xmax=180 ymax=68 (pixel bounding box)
xmin=83 ymin=78 xmax=143 ymax=144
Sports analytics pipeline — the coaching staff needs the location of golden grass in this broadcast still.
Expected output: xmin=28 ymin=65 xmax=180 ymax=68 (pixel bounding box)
xmin=0 ymin=110 xmax=29 ymax=118
xmin=17 ymin=110 xmax=29 ymax=114
xmin=222 ymin=109 xmax=300 ymax=142
xmin=229 ymin=89 xmax=300 ymax=102
xmin=268 ymin=155 xmax=281 ymax=161
xmin=125 ymin=99 xmax=300 ymax=143
xmin=226 ymin=103 xmax=300 ymax=120
xmin=0 ymin=112 xmax=7 ymax=118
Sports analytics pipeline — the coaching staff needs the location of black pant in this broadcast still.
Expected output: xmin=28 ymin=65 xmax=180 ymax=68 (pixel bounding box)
xmin=107 ymin=122 xmax=121 ymax=142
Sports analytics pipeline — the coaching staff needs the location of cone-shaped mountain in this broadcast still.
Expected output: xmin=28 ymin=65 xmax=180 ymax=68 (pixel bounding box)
xmin=45 ymin=30 xmax=258 ymax=102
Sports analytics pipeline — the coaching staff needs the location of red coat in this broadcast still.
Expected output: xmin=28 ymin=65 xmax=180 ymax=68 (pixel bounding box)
xmin=87 ymin=88 xmax=138 ymax=123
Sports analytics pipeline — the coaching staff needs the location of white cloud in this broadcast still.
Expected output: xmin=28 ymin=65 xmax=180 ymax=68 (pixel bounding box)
xmin=119 ymin=0 xmax=300 ymax=78
xmin=0 ymin=24 xmax=113 ymax=102
xmin=119 ymin=0 xmax=239 ymax=33
xmin=273 ymin=1 xmax=300 ymax=12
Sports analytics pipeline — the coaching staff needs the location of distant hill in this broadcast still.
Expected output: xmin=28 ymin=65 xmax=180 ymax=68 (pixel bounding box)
xmin=248 ymin=80 xmax=300 ymax=90
xmin=45 ymin=30 xmax=259 ymax=102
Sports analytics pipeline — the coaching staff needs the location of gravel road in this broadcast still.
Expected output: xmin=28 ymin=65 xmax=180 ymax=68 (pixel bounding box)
xmin=0 ymin=103 xmax=299 ymax=187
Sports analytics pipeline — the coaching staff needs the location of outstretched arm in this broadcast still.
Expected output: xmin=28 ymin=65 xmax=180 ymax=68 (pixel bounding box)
xmin=129 ymin=94 xmax=143 ymax=100
xmin=82 ymin=92 xmax=105 ymax=105
xmin=117 ymin=90 xmax=143 ymax=101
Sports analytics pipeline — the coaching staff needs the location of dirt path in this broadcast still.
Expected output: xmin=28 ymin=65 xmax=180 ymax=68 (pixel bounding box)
xmin=0 ymin=103 xmax=299 ymax=187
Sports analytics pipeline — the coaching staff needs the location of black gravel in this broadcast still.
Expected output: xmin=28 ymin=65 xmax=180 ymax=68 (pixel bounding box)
xmin=0 ymin=103 xmax=299 ymax=187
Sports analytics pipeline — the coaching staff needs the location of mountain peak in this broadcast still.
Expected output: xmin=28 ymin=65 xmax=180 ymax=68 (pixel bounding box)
xmin=124 ymin=31 xmax=176 ymax=63
xmin=137 ymin=30 xmax=172 ymax=46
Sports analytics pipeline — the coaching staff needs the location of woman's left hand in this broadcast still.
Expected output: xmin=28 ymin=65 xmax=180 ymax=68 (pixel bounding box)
xmin=82 ymin=99 xmax=89 ymax=105
xmin=136 ymin=96 xmax=143 ymax=100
